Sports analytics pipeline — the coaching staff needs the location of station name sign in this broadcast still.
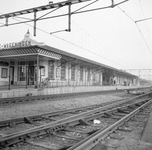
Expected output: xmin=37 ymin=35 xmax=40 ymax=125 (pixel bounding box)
xmin=0 ymin=41 xmax=31 ymax=50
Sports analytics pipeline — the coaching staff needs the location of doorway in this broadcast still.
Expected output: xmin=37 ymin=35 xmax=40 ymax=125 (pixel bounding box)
xmin=28 ymin=62 xmax=35 ymax=85
xmin=10 ymin=66 xmax=14 ymax=85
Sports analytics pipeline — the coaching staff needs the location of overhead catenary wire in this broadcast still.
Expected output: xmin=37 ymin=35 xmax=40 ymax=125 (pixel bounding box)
xmin=57 ymin=6 xmax=133 ymax=68
xmin=117 ymin=4 xmax=152 ymax=78
xmin=0 ymin=0 xmax=128 ymax=28
xmin=0 ymin=0 xmax=149 ymax=70
xmin=135 ymin=24 xmax=152 ymax=55
xmin=1 ymin=0 xmax=151 ymax=71
xmin=71 ymin=19 xmax=132 ymax=67
xmin=0 ymin=11 xmax=129 ymax=69
xmin=138 ymin=0 xmax=152 ymax=69
xmin=138 ymin=0 xmax=152 ymax=51
xmin=117 ymin=5 xmax=152 ymax=57
xmin=117 ymin=6 xmax=134 ymax=22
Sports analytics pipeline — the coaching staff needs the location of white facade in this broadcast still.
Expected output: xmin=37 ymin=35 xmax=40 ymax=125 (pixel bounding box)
xmin=0 ymin=31 xmax=138 ymax=88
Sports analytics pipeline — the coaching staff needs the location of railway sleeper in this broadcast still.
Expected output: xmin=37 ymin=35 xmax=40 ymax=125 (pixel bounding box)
xmin=141 ymin=108 xmax=152 ymax=113
xmin=109 ymin=133 xmax=124 ymax=140
xmin=117 ymin=126 xmax=133 ymax=132
xmin=27 ymin=140 xmax=65 ymax=150
xmin=48 ymin=117 xmax=59 ymax=121
xmin=0 ymin=135 xmax=26 ymax=148
xmin=136 ymin=115 xmax=149 ymax=119
xmin=130 ymin=117 xmax=145 ymax=122
xmin=135 ymin=103 xmax=142 ymax=107
xmin=53 ymin=132 xmax=83 ymax=141
xmin=117 ymin=108 xmax=130 ymax=114
xmin=65 ymin=128 xmax=90 ymax=134
xmin=113 ymin=112 xmax=128 ymax=117
xmin=79 ymin=119 xmax=89 ymax=126
xmin=1 ymin=127 xmax=64 ymax=148
xmin=103 ymin=142 xmax=120 ymax=149
xmin=24 ymin=117 xmax=33 ymax=124
xmin=103 ymin=113 xmax=113 ymax=118
xmin=65 ymin=122 xmax=102 ymax=136
xmin=0 ymin=119 xmax=23 ymax=128
xmin=30 ymin=116 xmax=45 ymax=121
xmin=127 ymin=105 xmax=136 ymax=110
xmin=109 ymin=113 xmax=124 ymax=119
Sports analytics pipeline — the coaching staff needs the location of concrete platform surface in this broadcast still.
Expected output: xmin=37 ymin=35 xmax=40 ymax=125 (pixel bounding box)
xmin=0 ymin=85 xmax=150 ymax=99
xmin=141 ymin=107 xmax=152 ymax=143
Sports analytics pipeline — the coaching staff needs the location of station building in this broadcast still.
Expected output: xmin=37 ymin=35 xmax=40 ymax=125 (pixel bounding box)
xmin=0 ymin=30 xmax=138 ymax=90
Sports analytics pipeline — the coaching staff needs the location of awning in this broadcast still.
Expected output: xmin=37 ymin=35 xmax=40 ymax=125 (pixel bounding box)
xmin=0 ymin=46 xmax=62 ymax=60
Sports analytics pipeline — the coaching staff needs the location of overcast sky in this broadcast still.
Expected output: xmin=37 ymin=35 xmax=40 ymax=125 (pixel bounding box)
xmin=0 ymin=0 xmax=152 ymax=78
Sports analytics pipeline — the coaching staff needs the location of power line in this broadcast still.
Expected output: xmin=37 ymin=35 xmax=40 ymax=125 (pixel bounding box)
xmin=117 ymin=6 xmax=134 ymax=22
xmin=58 ymin=8 xmax=131 ymax=67
xmin=71 ymin=20 xmax=132 ymax=66
xmin=0 ymin=11 xmax=128 ymax=69
xmin=0 ymin=0 xmax=128 ymax=36
xmin=117 ymin=6 xmax=152 ymax=57
xmin=135 ymin=23 xmax=152 ymax=55
xmin=138 ymin=0 xmax=152 ymax=49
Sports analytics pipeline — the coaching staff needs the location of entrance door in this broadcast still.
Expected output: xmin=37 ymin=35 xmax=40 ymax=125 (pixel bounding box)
xmin=28 ymin=66 xmax=35 ymax=85
xmin=10 ymin=66 xmax=14 ymax=85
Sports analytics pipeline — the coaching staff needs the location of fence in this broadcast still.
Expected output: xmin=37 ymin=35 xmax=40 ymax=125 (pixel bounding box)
xmin=0 ymin=75 xmax=119 ymax=90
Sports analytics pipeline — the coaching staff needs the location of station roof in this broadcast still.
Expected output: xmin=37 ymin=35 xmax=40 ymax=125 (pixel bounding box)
xmin=0 ymin=44 xmax=137 ymax=78
xmin=0 ymin=30 xmax=137 ymax=78
xmin=39 ymin=45 xmax=138 ymax=78
xmin=0 ymin=46 xmax=62 ymax=60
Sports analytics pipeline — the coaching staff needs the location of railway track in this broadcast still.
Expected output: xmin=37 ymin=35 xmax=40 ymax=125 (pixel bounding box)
xmin=0 ymin=88 xmax=148 ymax=105
xmin=0 ymin=92 xmax=149 ymax=131
xmin=0 ymin=98 xmax=126 ymax=129
xmin=0 ymin=92 xmax=151 ymax=149
xmin=69 ymin=99 xmax=152 ymax=150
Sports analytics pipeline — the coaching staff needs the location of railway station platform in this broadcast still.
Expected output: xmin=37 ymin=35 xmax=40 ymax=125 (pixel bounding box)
xmin=0 ymin=85 xmax=150 ymax=99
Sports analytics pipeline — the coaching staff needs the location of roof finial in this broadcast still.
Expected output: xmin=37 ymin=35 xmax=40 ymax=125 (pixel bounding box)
xmin=27 ymin=29 xmax=30 ymax=34
xmin=24 ymin=29 xmax=31 ymax=39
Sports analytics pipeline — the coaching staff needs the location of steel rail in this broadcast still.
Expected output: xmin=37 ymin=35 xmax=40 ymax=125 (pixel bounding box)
xmin=0 ymin=92 xmax=149 ymax=128
xmin=83 ymin=98 xmax=150 ymax=121
xmin=68 ymin=99 xmax=152 ymax=150
xmin=0 ymin=98 xmax=124 ymax=127
xmin=0 ymin=97 xmax=151 ymax=148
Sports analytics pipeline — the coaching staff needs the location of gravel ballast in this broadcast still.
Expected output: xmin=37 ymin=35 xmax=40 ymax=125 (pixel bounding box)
xmin=0 ymin=93 xmax=131 ymax=121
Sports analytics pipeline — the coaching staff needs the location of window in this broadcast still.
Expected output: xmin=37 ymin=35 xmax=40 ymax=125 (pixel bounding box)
xmin=80 ymin=66 xmax=83 ymax=81
xmin=61 ymin=63 xmax=66 ymax=80
xmin=17 ymin=66 xmax=26 ymax=81
xmin=93 ymin=73 xmax=96 ymax=81
xmin=71 ymin=63 xmax=75 ymax=80
xmin=48 ymin=61 xmax=54 ymax=79
xmin=87 ymin=70 xmax=91 ymax=82
xmin=40 ymin=66 xmax=45 ymax=76
xmin=17 ymin=61 xmax=26 ymax=81
xmin=17 ymin=61 xmax=35 ymax=81
xmin=1 ymin=68 xmax=8 ymax=78
xmin=56 ymin=68 xmax=60 ymax=77
xmin=10 ymin=61 xmax=14 ymax=66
